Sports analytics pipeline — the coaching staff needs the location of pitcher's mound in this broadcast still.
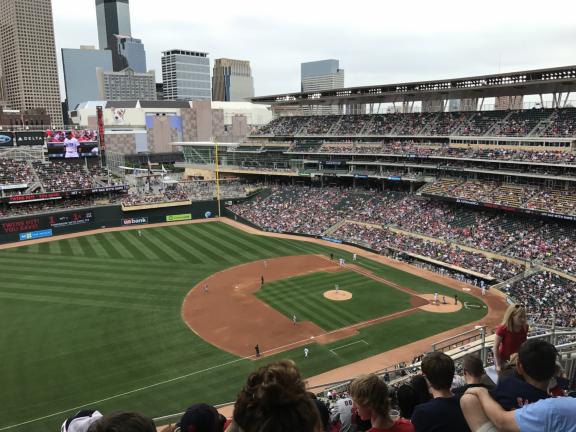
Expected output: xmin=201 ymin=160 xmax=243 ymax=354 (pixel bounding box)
xmin=418 ymin=294 xmax=462 ymax=313
xmin=324 ymin=290 xmax=353 ymax=301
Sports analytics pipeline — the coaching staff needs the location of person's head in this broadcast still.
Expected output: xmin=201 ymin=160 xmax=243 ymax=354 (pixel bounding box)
xmin=410 ymin=375 xmax=433 ymax=403
xmin=233 ymin=360 xmax=321 ymax=432
xmin=462 ymin=354 xmax=484 ymax=383
xmin=517 ymin=339 xmax=558 ymax=385
xmin=501 ymin=304 xmax=527 ymax=331
xmin=178 ymin=403 xmax=224 ymax=432
xmin=87 ymin=412 xmax=155 ymax=432
xmin=421 ymin=352 xmax=455 ymax=392
xmin=349 ymin=374 xmax=390 ymax=421
xmin=395 ymin=384 xmax=418 ymax=419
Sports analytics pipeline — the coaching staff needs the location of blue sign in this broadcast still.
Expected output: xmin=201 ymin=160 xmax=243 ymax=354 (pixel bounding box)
xmin=321 ymin=236 xmax=343 ymax=244
xmin=19 ymin=229 xmax=53 ymax=241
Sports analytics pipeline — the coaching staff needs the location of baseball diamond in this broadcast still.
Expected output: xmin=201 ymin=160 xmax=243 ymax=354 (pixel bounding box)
xmin=0 ymin=219 xmax=506 ymax=432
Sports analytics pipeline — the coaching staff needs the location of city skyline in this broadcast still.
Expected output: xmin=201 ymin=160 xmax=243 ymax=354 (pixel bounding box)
xmin=51 ymin=0 xmax=576 ymax=101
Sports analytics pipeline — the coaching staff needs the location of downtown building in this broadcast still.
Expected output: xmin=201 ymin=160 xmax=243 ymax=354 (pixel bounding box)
xmin=162 ymin=50 xmax=211 ymax=101
xmin=62 ymin=46 xmax=113 ymax=111
xmin=301 ymin=59 xmax=344 ymax=115
xmin=0 ymin=0 xmax=63 ymax=126
xmin=96 ymin=0 xmax=132 ymax=51
xmin=212 ymin=58 xmax=254 ymax=102
xmin=96 ymin=67 xmax=156 ymax=101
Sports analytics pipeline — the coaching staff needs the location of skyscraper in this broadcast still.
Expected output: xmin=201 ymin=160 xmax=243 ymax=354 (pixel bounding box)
xmin=212 ymin=58 xmax=254 ymax=102
xmin=110 ymin=34 xmax=146 ymax=73
xmin=95 ymin=0 xmax=132 ymax=51
xmin=301 ymin=59 xmax=344 ymax=115
xmin=96 ymin=67 xmax=156 ymax=101
xmin=62 ymin=46 xmax=113 ymax=111
xmin=0 ymin=0 xmax=63 ymax=126
xmin=162 ymin=50 xmax=211 ymax=101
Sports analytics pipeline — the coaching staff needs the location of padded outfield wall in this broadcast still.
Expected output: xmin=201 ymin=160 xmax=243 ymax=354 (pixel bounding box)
xmin=0 ymin=201 xmax=220 ymax=245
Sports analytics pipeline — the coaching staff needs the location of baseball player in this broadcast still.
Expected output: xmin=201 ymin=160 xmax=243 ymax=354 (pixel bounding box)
xmin=335 ymin=283 xmax=339 ymax=293
xmin=434 ymin=292 xmax=439 ymax=305
xmin=138 ymin=229 xmax=142 ymax=237
xmin=481 ymin=285 xmax=487 ymax=296
xmin=261 ymin=275 xmax=264 ymax=285
xmin=352 ymin=253 xmax=357 ymax=261
xmin=204 ymin=283 xmax=208 ymax=294
xmin=255 ymin=344 xmax=260 ymax=357
xmin=293 ymin=314 xmax=297 ymax=326
xmin=304 ymin=347 xmax=309 ymax=358
xmin=263 ymin=260 xmax=268 ymax=270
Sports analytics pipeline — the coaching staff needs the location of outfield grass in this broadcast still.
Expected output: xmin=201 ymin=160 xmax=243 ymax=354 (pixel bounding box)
xmin=0 ymin=222 xmax=486 ymax=432
xmin=256 ymin=270 xmax=412 ymax=331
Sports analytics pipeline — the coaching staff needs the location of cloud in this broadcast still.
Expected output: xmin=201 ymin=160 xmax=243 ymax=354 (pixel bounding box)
xmin=52 ymin=0 xmax=576 ymax=99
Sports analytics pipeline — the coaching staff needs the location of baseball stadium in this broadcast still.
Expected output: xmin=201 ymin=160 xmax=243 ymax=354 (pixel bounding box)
xmin=1 ymin=66 xmax=576 ymax=432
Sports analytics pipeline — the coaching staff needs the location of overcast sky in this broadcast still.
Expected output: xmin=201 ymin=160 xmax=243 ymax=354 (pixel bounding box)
xmin=53 ymin=0 xmax=576 ymax=99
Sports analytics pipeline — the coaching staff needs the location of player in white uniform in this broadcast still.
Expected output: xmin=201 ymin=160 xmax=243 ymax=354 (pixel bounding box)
xmin=304 ymin=347 xmax=309 ymax=358
xmin=352 ymin=253 xmax=357 ymax=261
xmin=293 ymin=314 xmax=297 ymax=325
xmin=64 ymin=133 xmax=80 ymax=158
xmin=434 ymin=292 xmax=439 ymax=305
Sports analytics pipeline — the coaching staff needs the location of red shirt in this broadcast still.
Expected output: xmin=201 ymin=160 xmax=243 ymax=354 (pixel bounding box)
xmin=496 ymin=324 xmax=528 ymax=361
xmin=368 ymin=418 xmax=415 ymax=432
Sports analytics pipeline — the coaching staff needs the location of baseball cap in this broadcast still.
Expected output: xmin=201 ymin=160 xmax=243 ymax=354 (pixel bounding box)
xmin=178 ymin=404 xmax=223 ymax=432
xmin=61 ymin=410 xmax=103 ymax=432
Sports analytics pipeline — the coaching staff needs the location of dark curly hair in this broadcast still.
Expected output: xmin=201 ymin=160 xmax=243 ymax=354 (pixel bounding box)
xmin=233 ymin=360 xmax=320 ymax=432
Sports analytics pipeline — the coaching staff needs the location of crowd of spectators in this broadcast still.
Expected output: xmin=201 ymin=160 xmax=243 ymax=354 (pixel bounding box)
xmin=506 ymin=223 xmax=576 ymax=275
xmin=422 ymin=178 xmax=576 ymax=216
xmin=503 ymin=272 xmax=576 ymax=328
xmin=310 ymin=141 xmax=576 ymax=164
xmin=62 ymin=341 xmax=575 ymax=432
xmin=32 ymin=160 xmax=96 ymax=192
xmin=122 ymin=190 xmax=190 ymax=207
xmin=0 ymin=197 xmax=95 ymax=218
xmin=178 ymin=180 xmax=248 ymax=201
xmin=0 ymin=159 xmax=35 ymax=189
xmin=333 ymin=223 xmax=522 ymax=280
xmin=252 ymin=108 xmax=576 ymax=139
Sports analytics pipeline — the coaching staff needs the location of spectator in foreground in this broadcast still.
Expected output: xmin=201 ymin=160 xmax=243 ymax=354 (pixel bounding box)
xmin=61 ymin=410 xmax=103 ymax=432
xmin=461 ymin=387 xmax=576 ymax=432
xmin=87 ymin=412 xmax=156 ymax=432
xmin=494 ymin=339 xmax=557 ymax=408
xmin=231 ymin=359 xmax=322 ymax=432
xmin=452 ymin=354 xmax=494 ymax=396
xmin=493 ymin=304 xmax=528 ymax=374
xmin=461 ymin=339 xmax=558 ymax=431
xmin=349 ymin=373 xmax=414 ymax=431
xmin=411 ymin=352 xmax=470 ymax=432
xmin=160 ymin=403 xmax=225 ymax=432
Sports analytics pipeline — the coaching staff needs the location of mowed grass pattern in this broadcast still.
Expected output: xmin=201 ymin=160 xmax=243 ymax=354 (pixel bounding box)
xmin=0 ymin=222 xmax=486 ymax=432
xmin=257 ymin=271 xmax=412 ymax=331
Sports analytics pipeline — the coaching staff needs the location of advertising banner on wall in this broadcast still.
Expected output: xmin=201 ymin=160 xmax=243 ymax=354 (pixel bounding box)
xmin=15 ymin=131 xmax=45 ymax=146
xmin=122 ymin=216 xmax=149 ymax=226
xmin=0 ymin=131 xmax=14 ymax=147
xmin=166 ymin=213 xmax=192 ymax=222
xmin=47 ymin=211 xmax=94 ymax=228
xmin=19 ymin=229 xmax=53 ymax=241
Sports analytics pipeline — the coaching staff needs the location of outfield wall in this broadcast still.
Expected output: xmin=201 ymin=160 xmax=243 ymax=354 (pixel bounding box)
xmin=0 ymin=201 xmax=219 ymax=245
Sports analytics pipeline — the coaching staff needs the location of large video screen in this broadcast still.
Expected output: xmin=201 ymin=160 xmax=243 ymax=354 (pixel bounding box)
xmin=45 ymin=130 xmax=99 ymax=158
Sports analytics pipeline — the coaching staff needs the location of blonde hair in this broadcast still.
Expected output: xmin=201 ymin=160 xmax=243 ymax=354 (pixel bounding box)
xmin=501 ymin=304 xmax=527 ymax=332
xmin=349 ymin=374 xmax=390 ymax=419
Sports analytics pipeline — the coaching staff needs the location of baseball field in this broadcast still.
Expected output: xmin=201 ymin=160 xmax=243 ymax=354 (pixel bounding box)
xmin=0 ymin=220 xmax=492 ymax=432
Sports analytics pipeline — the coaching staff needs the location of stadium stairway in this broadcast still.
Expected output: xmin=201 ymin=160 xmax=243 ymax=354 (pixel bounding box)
xmin=322 ymin=218 xmax=349 ymax=236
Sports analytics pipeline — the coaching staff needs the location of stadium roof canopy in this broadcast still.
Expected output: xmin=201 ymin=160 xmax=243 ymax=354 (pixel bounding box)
xmin=251 ymin=65 xmax=576 ymax=106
